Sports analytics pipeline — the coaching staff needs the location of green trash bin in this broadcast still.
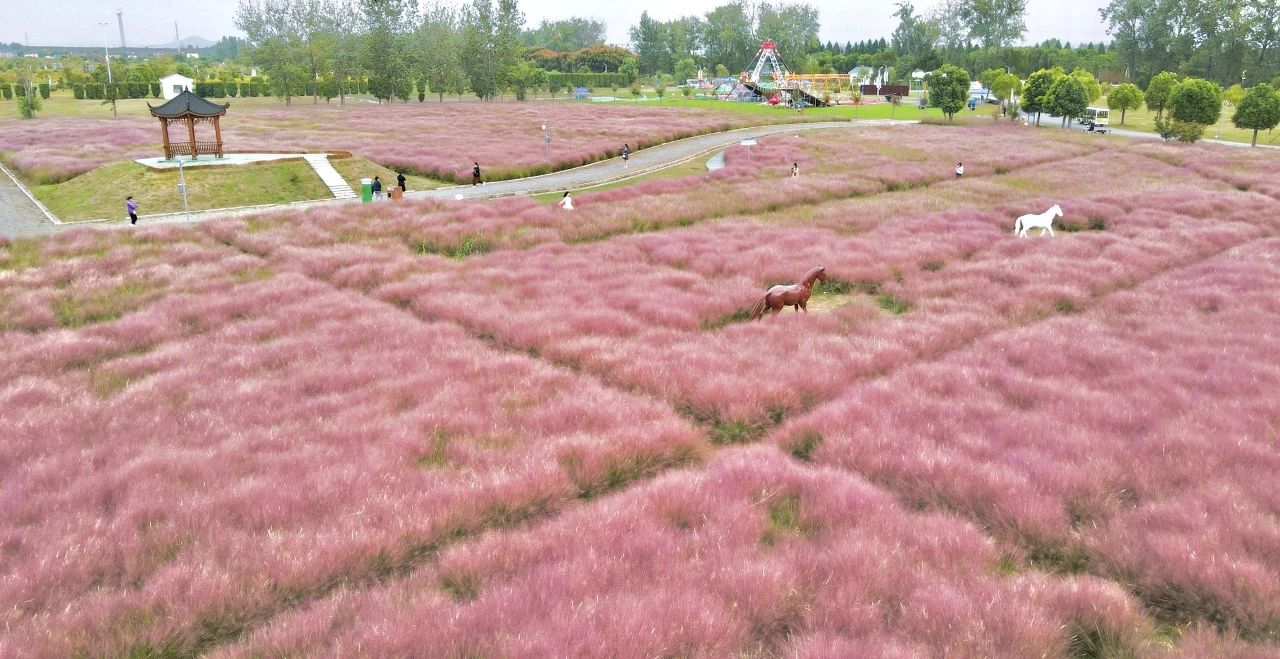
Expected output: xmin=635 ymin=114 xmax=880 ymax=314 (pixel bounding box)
xmin=360 ymin=178 xmax=373 ymax=203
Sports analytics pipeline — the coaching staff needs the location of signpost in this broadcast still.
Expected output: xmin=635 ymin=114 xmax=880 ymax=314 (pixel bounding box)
xmin=740 ymin=138 xmax=757 ymax=161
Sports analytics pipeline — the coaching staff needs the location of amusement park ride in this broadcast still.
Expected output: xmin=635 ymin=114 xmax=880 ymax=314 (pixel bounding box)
xmin=734 ymin=40 xmax=839 ymax=107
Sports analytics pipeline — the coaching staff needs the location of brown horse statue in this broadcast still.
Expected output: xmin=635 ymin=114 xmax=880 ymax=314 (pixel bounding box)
xmin=748 ymin=266 xmax=828 ymax=320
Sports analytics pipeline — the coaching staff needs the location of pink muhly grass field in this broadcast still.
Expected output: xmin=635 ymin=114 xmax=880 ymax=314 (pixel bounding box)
xmin=0 ymin=274 xmax=704 ymax=656
xmin=773 ymin=238 xmax=1280 ymax=637
xmin=5 ymin=122 xmax=1280 ymax=655
xmin=0 ymin=101 xmax=771 ymax=183
xmin=216 ymin=446 xmax=1152 ymax=658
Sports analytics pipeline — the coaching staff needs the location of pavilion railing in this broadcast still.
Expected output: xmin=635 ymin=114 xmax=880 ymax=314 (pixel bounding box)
xmin=165 ymin=141 xmax=225 ymax=158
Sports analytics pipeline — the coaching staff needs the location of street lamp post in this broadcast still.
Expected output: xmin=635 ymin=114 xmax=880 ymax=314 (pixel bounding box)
xmin=176 ymin=157 xmax=191 ymax=222
xmin=98 ymin=21 xmax=116 ymax=118
xmin=541 ymin=122 xmax=550 ymax=161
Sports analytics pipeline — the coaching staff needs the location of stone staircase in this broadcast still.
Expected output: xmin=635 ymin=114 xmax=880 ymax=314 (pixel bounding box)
xmin=303 ymin=154 xmax=357 ymax=200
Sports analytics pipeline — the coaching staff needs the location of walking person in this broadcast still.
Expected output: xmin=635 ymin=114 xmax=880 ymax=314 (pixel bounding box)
xmin=621 ymin=143 xmax=630 ymax=168
xmin=955 ymin=162 xmax=964 ymax=178
xmin=472 ymin=162 xmax=482 ymax=186
xmin=396 ymin=171 xmax=407 ymax=192
xmin=558 ymin=191 xmax=574 ymax=211
xmin=791 ymin=162 xmax=799 ymax=177
xmin=372 ymin=176 xmax=384 ymax=200
xmin=125 ymin=196 xmax=138 ymax=225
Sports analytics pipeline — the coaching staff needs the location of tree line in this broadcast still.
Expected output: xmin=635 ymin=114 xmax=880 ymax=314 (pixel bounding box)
xmin=234 ymin=0 xmax=624 ymax=104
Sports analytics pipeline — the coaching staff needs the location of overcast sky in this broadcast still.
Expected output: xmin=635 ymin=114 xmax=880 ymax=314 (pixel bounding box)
xmin=0 ymin=0 xmax=1113 ymax=49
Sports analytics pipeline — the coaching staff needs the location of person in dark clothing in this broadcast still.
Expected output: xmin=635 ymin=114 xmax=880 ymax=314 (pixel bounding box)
xmin=372 ymin=176 xmax=383 ymax=199
xmin=396 ymin=172 xmax=407 ymax=192
xmin=125 ymin=196 xmax=138 ymax=225
xmin=472 ymin=162 xmax=482 ymax=186
xmin=621 ymin=144 xmax=630 ymax=168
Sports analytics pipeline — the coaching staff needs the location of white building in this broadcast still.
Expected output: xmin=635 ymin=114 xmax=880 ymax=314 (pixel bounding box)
xmin=159 ymin=73 xmax=193 ymax=100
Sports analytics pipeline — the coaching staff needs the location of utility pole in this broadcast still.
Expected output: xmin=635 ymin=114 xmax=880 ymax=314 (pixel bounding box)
xmin=174 ymin=22 xmax=181 ymax=53
xmin=116 ymin=10 xmax=127 ymax=49
xmin=98 ymin=21 xmax=117 ymax=118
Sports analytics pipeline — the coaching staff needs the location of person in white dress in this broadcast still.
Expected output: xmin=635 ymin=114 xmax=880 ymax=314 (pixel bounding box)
xmin=558 ymin=191 xmax=574 ymax=210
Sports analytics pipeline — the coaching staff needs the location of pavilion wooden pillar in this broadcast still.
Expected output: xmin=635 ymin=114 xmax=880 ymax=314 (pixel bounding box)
xmin=213 ymin=116 xmax=224 ymax=157
xmin=160 ymin=117 xmax=172 ymax=159
xmin=187 ymin=117 xmax=198 ymax=158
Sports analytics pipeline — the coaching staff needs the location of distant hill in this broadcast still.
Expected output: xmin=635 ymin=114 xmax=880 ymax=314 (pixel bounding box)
xmin=148 ymin=36 xmax=217 ymax=49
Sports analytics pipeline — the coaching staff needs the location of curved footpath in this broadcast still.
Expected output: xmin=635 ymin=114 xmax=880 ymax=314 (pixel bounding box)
xmin=0 ymin=120 xmax=912 ymax=238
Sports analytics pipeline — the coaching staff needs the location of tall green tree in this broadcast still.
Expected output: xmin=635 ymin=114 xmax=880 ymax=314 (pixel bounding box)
xmin=1046 ymin=75 xmax=1089 ymax=125
xmin=459 ymin=0 xmax=522 ymax=100
xmin=702 ymin=2 xmax=756 ymax=76
xmin=288 ymin=0 xmax=335 ymax=103
xmin=1144 ymin=71 xmax=1178 ymax=120
xmin=493 ymin=0 xmax=525 ymax=97
xmin=991 ymin=72 xmax=1022 ymax=109
xmin=978 ymin=66 xmax=1006 ymax=90
xmin=1232 ymin=83 xmax=1280 ymax=145
xmin=962 ymin=0 xmax=1028 ymax=50
xmin=930 ymin=0 xmax=969 ymax=53
xmin=236 ymin=0 xmax=308 ymax=105
xmin=1022 ymin=67 xmax=1062 ymax=125
xmin=630 ymin=12 xmax=670 ymax=75
xmin=521 ymin=18 xmax=606 ymax=51
xmin=1069 ymin=68 xmax=1102 ymax=102
xmin=891 ymin=2 xmax=940 ymax=71
xmin=675 ymin=57 xmax=699 ymax=83
xmin=1169 ymin=77 xmax=1223 ymax=124
xmin=757 ymin=2 xmax=820 ymax=64
xmin=360 ymin=0 xmax=416 ymax=102
xmin=416 ymin=2 xmax=465 ymax=102
xmin=925 ymin=63 xmax=970 ymax=121
xmin=461 ymin=0 xmax=500 ymax=99
xmin=1107 ymin=82 xmax=1145 ymax=123
xmin=326 ymin=4 xmax=361 ymax=104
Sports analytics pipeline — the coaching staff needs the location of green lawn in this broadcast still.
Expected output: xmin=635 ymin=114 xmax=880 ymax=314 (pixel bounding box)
xmin=34 ymin=159 xmax=332 ymax=222
xmin=329 ymin=155 xmax=444 ymax=193
xmin=1093 ymin=97 xmax=1278 ymax=146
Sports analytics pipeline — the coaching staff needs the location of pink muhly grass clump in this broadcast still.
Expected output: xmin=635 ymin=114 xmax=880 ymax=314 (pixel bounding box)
xmin=220 ymin=446 xmax=1151 ymax=657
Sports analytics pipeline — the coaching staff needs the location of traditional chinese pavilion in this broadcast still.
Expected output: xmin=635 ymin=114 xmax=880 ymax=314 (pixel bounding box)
xmin=147 ymin=90 xmax=229 ymax=159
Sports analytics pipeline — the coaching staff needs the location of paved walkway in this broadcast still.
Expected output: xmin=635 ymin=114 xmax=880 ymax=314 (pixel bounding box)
xmin=0 ymin=120 xmax=912 ymax=237
xmin=303 ymin=154 xmax=358 ymax=199
xmin=0 ymin=162 xmax=58 ymax=239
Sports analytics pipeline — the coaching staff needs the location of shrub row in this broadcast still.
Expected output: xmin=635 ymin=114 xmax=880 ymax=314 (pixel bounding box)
xmin=547 ymin=72 xmax=630 ymax=90
xmin=1 ymin=83 xmax=51 ymax=99
xmin=72 ymin=82 xmax=162 ymax=100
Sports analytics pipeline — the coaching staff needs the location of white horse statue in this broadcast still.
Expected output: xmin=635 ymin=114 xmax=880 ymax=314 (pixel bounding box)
xmin=1014 ymin=204 xmax=1063 ymax=237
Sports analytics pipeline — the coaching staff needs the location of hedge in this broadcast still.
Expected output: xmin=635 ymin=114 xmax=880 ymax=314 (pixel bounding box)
xmin=14 ymin=84 xmax=25 ymax=97
xmin=547 ymin=72 xmax=629 ymax=89
xmin=73 ymin=84 xmax=85 ymax=99
xmin=151 ymin=82 xmax=161 ymax=98
xmin=1 ymin=85 xmax=10 ymax=100
xmin=38 ymin=83 xmax=50 ymax=99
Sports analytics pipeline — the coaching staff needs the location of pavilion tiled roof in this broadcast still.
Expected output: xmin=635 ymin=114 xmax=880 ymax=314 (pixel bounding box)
xmin=147 ymin=90 xmax=229 ymax=118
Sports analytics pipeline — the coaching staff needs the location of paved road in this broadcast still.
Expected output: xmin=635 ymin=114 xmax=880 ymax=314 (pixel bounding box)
xmin=0 ymin=164 xmax=57 ymax=239
xmin=0 ymin=119 xmax=912 ymax=237
xmin=409 ymin=120 xmax=911 ymax=202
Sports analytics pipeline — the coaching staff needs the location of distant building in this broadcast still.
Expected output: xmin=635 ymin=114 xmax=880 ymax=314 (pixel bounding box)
xmin=160 ymin=73 xmax=193 ymax=100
